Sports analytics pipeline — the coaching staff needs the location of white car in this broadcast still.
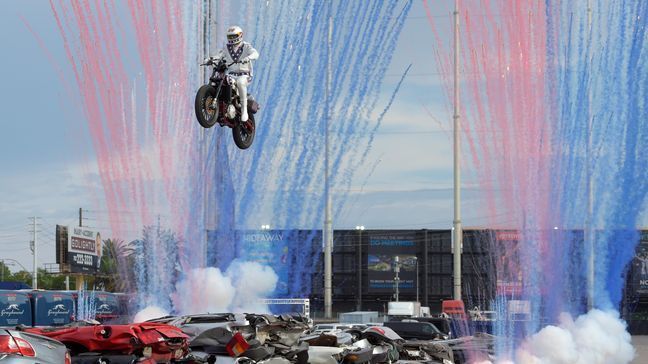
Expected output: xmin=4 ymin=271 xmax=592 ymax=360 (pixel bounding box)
xmin=0 ymin=329 xmax=70 ymax=364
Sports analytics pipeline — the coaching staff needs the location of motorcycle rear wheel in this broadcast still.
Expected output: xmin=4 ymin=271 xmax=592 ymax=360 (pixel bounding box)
xmin=232 ymin=114 xmax=255 ymax=150
xmin=195 ymin=85 xmax=218 ymax=128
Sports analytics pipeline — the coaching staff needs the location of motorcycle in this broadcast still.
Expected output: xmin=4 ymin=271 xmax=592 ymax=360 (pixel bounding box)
xmin=195 ymin=58 xmax=260 ymax=150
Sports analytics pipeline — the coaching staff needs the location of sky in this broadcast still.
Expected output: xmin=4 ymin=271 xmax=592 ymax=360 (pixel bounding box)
xmin=2 ymin=1 xmax=643 ymax=273
xmin=0 ymin=1 xmax=471 ymax=272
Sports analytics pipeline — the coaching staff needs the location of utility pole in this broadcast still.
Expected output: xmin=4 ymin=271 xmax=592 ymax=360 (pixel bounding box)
xmin=323 ymin=5 xmax=334 ymax=319
xmin=452 ymin=0 xmax=463 ymax=301
xmin=75 ymin=209 xmax=85 ymax=291
xmin=29 ymin=217 xmax=38 ymax=289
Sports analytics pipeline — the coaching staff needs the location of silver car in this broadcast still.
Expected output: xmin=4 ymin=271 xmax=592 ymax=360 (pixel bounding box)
xmin=0 ymin=329 xmax=69 ymax=363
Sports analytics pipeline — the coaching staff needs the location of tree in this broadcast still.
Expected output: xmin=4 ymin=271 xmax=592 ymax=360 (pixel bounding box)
xmin=37 ymin=268 xmax=67 ymax=290
xmin=0 ymin=262 xmax=12 ymax=282
xmin=11 ymin=270 xmax=32 ymax=286
xmin=95 ymin=239 xmax=133 ymax=292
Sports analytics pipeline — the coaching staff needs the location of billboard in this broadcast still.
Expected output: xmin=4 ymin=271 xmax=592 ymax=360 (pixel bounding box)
xmin=494 ymin=230 xmax=523 ymax=296
xmin=634 ymin=231 xmax=648 ymax=295
xmin=367 ymin=232 xmax=418 ymax=293
xmin=68 ymin=226 xmax=102 ymax=273
xmin=238 ymin=231 xmax=291 ymax=296
xmin=208 ymin=229 xmax=321 ymax=298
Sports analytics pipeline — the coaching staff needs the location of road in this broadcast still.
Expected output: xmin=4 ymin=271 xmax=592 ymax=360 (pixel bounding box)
xmin=632 ymin=336 xmax=648 ymax=364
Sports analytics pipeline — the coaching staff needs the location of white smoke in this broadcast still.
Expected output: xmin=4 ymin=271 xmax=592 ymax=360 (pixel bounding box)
xmin=516 ymin=310 xmax=634 ymax=364
xmin=173 ymin=266 xmax=236 ymax=313
xmin=226 ymin=260 xmax=279 ymax=313
xmin=483 ymin=310 xmax=635 ymax=364
xmin=172 ymin=260 xmax=278 ymax=315
xmin=133 ymin=305 xmax=169 ymax=322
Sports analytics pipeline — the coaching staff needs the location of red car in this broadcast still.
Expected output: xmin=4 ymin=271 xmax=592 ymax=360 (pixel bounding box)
xmin=24 ymin=322 xmax=189 ymax=362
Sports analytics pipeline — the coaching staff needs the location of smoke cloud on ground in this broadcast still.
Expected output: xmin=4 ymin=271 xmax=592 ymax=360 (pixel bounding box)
xmin=135 ymin=261 xmax=278 ymax=320
xmin=172 ymin=260 xmax=278 ymax=315
xmin=133 ymin=306 xmax=169 ymax=323
xmin=478 ymin=310 xmax=635 ymax=364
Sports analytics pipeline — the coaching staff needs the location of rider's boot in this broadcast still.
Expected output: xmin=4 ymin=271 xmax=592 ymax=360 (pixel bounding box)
xmin=235 ymin=76 xmax=250 ymax=122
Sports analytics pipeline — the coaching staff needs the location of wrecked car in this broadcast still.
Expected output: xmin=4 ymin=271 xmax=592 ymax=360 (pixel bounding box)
xmin=21 ymin=320 xmax=189 ymax=363
xmin=149 ymin=313 xmax=311 ymax=364
xmin=148 ymin=312 xmax=456 ymax=364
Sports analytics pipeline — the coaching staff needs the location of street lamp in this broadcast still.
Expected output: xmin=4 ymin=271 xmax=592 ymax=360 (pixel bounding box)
xmin=355 ymin=225 xmax=365 ymax=311
xmin=0 ymin=259 xmax=30 ymax=282
xmin=261 ymin=225 xmax=271 ymax=230
xmin=394 ymin=256 xmax=400 ymax=302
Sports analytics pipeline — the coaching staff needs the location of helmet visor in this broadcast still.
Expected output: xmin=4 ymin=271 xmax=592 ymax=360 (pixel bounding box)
xmin=227 ymin=33 xmax=240 ymax=40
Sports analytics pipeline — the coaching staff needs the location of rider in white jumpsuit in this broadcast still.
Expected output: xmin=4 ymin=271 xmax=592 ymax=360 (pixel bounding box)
xmin=210 ymin=25 xmax=259 ymax=122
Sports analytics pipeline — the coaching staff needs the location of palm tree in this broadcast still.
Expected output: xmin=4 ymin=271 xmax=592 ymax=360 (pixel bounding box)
xmin=97 ymin=239 xmax=134 ymax=292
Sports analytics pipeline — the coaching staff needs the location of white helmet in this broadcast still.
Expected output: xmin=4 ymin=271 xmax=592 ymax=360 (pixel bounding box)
xmin=226 ymin=25 xmax=243 ymax=45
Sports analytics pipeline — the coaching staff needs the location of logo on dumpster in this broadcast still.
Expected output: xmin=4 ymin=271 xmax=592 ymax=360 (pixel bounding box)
xmin=1 ymin=304 xmax=24 ymax=317
xmin=48 ymin=304 xmax=70 ymax=316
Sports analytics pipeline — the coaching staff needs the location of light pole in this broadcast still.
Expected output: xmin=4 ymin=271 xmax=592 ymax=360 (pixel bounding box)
xmin=414 ymin=257 xmax=419 ymax=303
xmin=586 ymin=0 xmax=595 ymax=311
xmin=451 ymin=0 xmax=463 ymax=301
xmin=394 ymin=256 xmax=400 ymax=302
xmin=355 ymin=225 xmax=365 ymax=311
xmin=323 ymin=4 xmax=334 ymax=319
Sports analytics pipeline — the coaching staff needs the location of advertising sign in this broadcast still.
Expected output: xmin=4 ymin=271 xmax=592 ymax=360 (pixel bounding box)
xmin=495 ymin=230 xmax=522 ymax=296
xmin=239 ymin=231 xmax=290 ymax=295
xmin=0 ymin=290 xmax=32 ymax=326
xmin=33 ymin=291 xmax=74 ymax=326
xmin=634 ymin=231 xmax=648 ymax=295
xmin=367 ymin=232 xmax=417 ymax=293
xmin=68 ymin=226 xmax=102 ymax=273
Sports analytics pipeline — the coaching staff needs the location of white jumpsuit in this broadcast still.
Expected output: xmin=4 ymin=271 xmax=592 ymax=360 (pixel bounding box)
xmin=212 ymin=41 xmax=259 ymax=122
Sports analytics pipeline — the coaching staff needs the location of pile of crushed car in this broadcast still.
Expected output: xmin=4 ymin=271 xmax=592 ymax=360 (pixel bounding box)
xmin=3 ymin=313 xmax=494 ymax=363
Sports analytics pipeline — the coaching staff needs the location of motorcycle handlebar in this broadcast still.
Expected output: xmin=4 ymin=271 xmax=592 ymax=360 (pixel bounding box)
xmin=199 ymin=59 xmax=249 ymax=67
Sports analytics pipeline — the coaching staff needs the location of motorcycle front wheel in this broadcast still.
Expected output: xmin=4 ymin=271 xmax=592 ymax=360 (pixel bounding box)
xmin=232 ymin=114 xmax=255 ymax=150
xmin=195 ymin=85 xmax=219 ymax=128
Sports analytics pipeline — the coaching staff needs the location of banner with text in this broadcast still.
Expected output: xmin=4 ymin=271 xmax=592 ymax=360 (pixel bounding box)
xmin=238 ymin=231 xmax=291 ymax=296
xmin=367 ymin=231 xmax=417 ymax=293
xmin=633 ymin=231 xmax=648 ymax=296
xmin=68 ymin=226 xmax=102 ymax=273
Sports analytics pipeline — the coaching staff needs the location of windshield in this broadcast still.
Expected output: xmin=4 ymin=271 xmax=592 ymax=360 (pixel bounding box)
xmin=422 ymin=323 xmax=442 ymax=334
